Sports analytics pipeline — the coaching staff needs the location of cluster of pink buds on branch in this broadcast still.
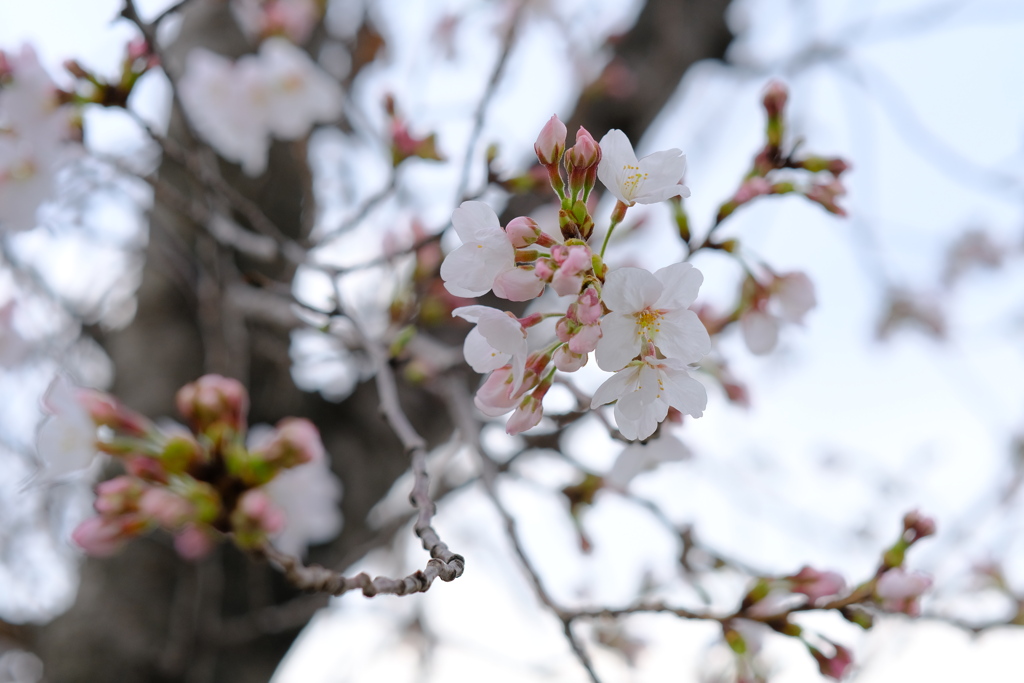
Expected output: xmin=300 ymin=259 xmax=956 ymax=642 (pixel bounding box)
xmin=37 ymin=374 xmax=340 ymax=559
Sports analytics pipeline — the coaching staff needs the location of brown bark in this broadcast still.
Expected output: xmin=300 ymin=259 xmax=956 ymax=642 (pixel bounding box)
xmin=28 ymin=1 xmax=732 ymax=681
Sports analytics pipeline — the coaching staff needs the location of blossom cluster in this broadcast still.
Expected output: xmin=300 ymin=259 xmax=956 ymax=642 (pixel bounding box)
xmin=441 ymin=118 xmax=710 ymax=440
xmin=37 ymin=374 xmax=341 ymax=559
xmin=179 ymin=37 xmax=342 ymax=176
xmin=0 ymin=45 xmax=79 ymax=232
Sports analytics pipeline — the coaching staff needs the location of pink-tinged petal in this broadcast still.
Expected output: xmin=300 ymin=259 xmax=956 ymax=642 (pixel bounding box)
xmin=462 ymin=328 xmax=510 ymax=373
xmin=591 ymin=365 xmax=640 ymax=409
xmin=451 ymin=200 xmax=501 ymax=241
xmin=659 ymin=363 xmax=708 ymax=419
xmin=475 ymin=368 xmax=519 ymax=417
xmin=602 ymin=267 xmax=661 ymax=313
xmin=505 ymin=398 xmax=543 ymax=435
xmin=492 ymin=267 xmax=544 ymax=301
xmin=595 ymin=312 xmax=642 ymax=371
xmin=653 ymin=262 xmax=703 ymax=310
xmin=740 ymin=310 xmax=779 ymax=355
xmin=655 ymin=309 xmax=710 ymax=363
xmin=775 ymin=272 xmax=816 ymax=323
xmin=567 ymin=324 xmax=602 ymax=354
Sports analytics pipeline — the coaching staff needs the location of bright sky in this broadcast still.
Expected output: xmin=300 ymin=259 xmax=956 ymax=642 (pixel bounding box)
xmin=3 ymin=0 xmax=1024 ymax=681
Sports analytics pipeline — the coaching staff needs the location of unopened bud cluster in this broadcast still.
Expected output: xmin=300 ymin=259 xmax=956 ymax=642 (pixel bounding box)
xmin=66 ymin=374 xmax=330 ymax=559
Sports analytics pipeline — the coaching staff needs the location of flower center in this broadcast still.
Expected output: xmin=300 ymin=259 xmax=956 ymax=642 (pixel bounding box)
xmin=634 ymin=307 xmax=662 ymax=335
xmin=621 ymin=164 xmax=648 ymax=199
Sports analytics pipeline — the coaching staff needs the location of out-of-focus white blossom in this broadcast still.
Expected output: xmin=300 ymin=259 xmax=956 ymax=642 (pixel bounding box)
xmin=0 ymin=45 xmax=78 ymax=232
xmin=232 ymin=0 xmax=321 ymax=44
xmin=264 ymin=447 xmax=343 ymax=557
xmin=597 ymin=129 xmax=689 ymax=206
xmin=35 ymin=375 xmax=99 ymax=478
xmin=0 ymin=301 xmax=31 ymax=367
xmin=591 ymin=356 xmax=707 ymax=441
xmin=741 ymin=271 xmax=816 ymax=355
xmin=179 ymin=38 xmax=342 ymax=176
xmin=605 ymin=434 xmax=691 ymax=489
xmin=596 ymin=262 xmax=710 ymax=371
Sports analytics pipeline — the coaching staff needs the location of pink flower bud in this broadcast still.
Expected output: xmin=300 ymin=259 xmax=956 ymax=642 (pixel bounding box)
xmin=71 ymin=516 xmax=128 ymax=556
xmin=903 ymin=509 xmax=937 ymax=540
xmin=77 ymin=389 xmax=151 ymax=437
xmin=566 ymin=126 xmax=601 ymax=170
xmin=492 ymin=266 xmax=545 ymax=301
xmin=254 ymin=417 xmax=326 ymax=469
xmin=763 ymin=81 xmax=788 ymax=118
xmin=124 ymin=456 xmax=168 ymax=483
xmin=232 ymin=489 xmax=286 ymax=548
xmin=94 ymin=476 xmax=147 ymax=515
xmin=733 ymin=176 xmax=772 ymax=204
xmin=506 ymin=396 xmax=543 ymax=435
xmin=788 ymin=566 xmax=846 ymax=603
xmin=553 ymin=346 xmax=588 ymax=372
xmin=810 ymin=642 xmax=854 ymax=680
xmin=176 ymin=374 xmax=249 ymax=434
xmin=555 ymin=318 xmax=573 ymax=343
xmin=534 ymin=258 xmax=555 ymax=282
xmin=139 ymin=488 xmax=195 ymax=529
xmin=506 ymin=216 xmax=542 ymax=248
xmin=567 ymin=323 xmax=601 ymax=354
xmin=575 ymin=288 xmax=603 ymax=325
xmin=174 ymin=524 xmax=216 ymax=560
xmin=805 ymin=179 xmax=847 ymax=216
xmin=534 ymin=115 xmax=566 ymax=166
xmin=474 ymin=366 xmax=525 ymax=417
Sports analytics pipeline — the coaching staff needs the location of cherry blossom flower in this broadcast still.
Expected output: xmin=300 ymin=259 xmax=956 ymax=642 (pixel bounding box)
xmin=264 ymin=452 xmax=343 ymax=557
xmin=440 ymin=201 xmax=543 ymax=300
xmin=453 ymin=305 xmax=530 ymax=392
xmin=787 ymin=566 xmax=846 ymax=604
xmin=591 ymin=356 xmax=707 ymax=441
xmin=596 ymin=262 xmax=710 ymax=371
xmin=505 ymin=395 xmax=543 ymax=435
xmin=179 ymin=39 xmax=342 ymax=176
xmin=597 ymin=129 xmax=689 ymax=206
xmin=232 ymin=0 xmax=321 ymax=44
xmin=740 ymin=271 xmax=816 ymax=355
xmin=534 ymin=114 xmax=566 ymax=166
xmin=35 ymin=375 xmax=99 ymax=478
xmin=0 ymin=45 xmax=77 ymax=232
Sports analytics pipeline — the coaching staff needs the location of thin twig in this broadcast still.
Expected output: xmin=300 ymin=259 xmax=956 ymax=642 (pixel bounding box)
xmin=454 ymin=2 xmax=527 ymax=203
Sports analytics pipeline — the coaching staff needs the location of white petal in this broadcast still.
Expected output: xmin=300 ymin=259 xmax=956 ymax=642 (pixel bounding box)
xmin=591 ymin=365 xmax=640 ymax=409
xmin=476 ymin=314 xmax=527 ymax=356
xmin=595 ymin=312 xmax=641 ymax=371
xmin=602 ymin=267 xmax=661 ymax=313
xmin=440 ymin=243 xmax=509 ymax=296
xmin=597 ymin=129 xmax=638 ymax=204
xmin=451 ymin=305 xmax=493 ymax=324
xmin=492 ymin=267 xmax=544 ymax=301
xmin=660 ymin=364 xmax=708 ymax=419
xmin=654 ymin=309 xmax=710 ymax=363
xmin=634 ymin=149 xmax=687 ymax=204
xmin=463 ymin=328 xmax=509 ymax=373
xmin=741 ymin=310 xmax=779 ymax=355
xmin=653 ymin=262 xmax=703 ymax=310
xmin=451 ymin=201 xmax=501 ymax=242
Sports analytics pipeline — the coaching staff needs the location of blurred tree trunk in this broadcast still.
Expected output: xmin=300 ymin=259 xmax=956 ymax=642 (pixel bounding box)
xmin=29 ymin=1 xmax=732 ymax=681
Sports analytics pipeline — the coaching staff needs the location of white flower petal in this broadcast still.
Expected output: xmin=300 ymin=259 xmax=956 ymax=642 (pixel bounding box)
xmin=741 ymin=310 xmax=779 ymax=355
xmin=653 ymin=262 xmax=703 ymax=310
xmin=655 ymin=309 xmax=710 ymax=363
xmin=595 ymin=312 xmax=642 ymax=371
xmin=591 ymin=365 xmax=640 ymax=409
xmin=451 ymin=201 xmax=501 ymax=242
xmin=602 ymin=267 xmax=660 ymax=313
xmin=463 ymin=328 xmax=510 ymax=373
